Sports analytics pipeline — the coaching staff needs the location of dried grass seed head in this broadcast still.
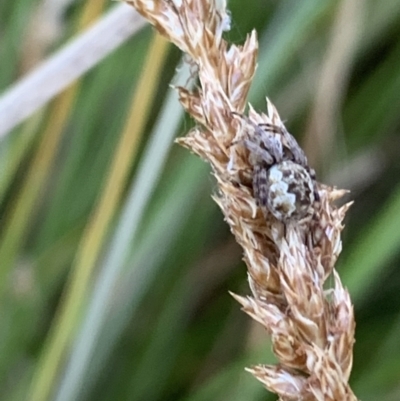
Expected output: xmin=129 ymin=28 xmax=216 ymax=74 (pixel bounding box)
xmin=124 ymin=0 xmax=357 ymax=399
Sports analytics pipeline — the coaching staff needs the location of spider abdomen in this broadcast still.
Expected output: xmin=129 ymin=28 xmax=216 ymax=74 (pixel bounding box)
xmin=255 ymin=160 xmax=315 ymax=222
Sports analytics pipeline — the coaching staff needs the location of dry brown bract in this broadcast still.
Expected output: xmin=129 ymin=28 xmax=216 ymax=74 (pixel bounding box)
xmin=125 ymin=0 xmax=357 ymax=400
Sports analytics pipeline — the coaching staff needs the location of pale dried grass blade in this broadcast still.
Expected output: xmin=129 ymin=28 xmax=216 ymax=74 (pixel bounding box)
xmin=0 ymin=4 xmax=146 ymax=138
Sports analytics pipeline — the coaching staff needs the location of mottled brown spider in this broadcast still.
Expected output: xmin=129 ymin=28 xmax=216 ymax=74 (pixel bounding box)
xmin=233 ymin=115 xmax=319 ymax=223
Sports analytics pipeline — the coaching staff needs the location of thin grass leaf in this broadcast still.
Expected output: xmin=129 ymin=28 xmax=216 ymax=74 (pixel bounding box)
xmin=28 ymin=31 xmax=170 ymax=401
xmin=341 ymin=183 xmax=400 ymax=302
xmin=53 ymin=58 xmax=193 ymax=401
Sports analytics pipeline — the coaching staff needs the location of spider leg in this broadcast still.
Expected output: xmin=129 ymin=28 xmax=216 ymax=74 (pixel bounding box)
xmin=307 ymin=167 xmax=320 ymax=202
xmin=281 ymin=129 xmax=308 ymax=166
xmin=254 ymin=125 xmax=284 ymax=163
xmin=259 ymin=123 xmax=308 ymax=167
xmin=313 ymin=185 xmax=320 ymax=202
xmin=243 ymin=139 xmax=274 ymax=165
xmin=289 ymin=142 xmax=307 ymax=166
xmin=253 ymin=166 xmax=269 ymax=217
xmin=258 ymin=123 xmax=282 ymax=134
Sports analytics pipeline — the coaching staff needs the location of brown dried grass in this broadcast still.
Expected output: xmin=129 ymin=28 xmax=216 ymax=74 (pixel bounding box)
xmin=125 ymin=0 xmax=357 ymax=399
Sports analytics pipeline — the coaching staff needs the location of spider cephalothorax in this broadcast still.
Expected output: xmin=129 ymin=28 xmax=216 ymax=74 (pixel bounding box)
xmin=234 ymin=118 xmax=318 ymax=223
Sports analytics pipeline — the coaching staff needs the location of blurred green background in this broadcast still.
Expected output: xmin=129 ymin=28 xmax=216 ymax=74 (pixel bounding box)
xmin=1 ymin=0 xmax=400 ymax=400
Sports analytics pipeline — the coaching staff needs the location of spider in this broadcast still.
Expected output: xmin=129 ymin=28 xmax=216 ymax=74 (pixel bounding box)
xmin=234 ymin=116 xmax=319 ymax=223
